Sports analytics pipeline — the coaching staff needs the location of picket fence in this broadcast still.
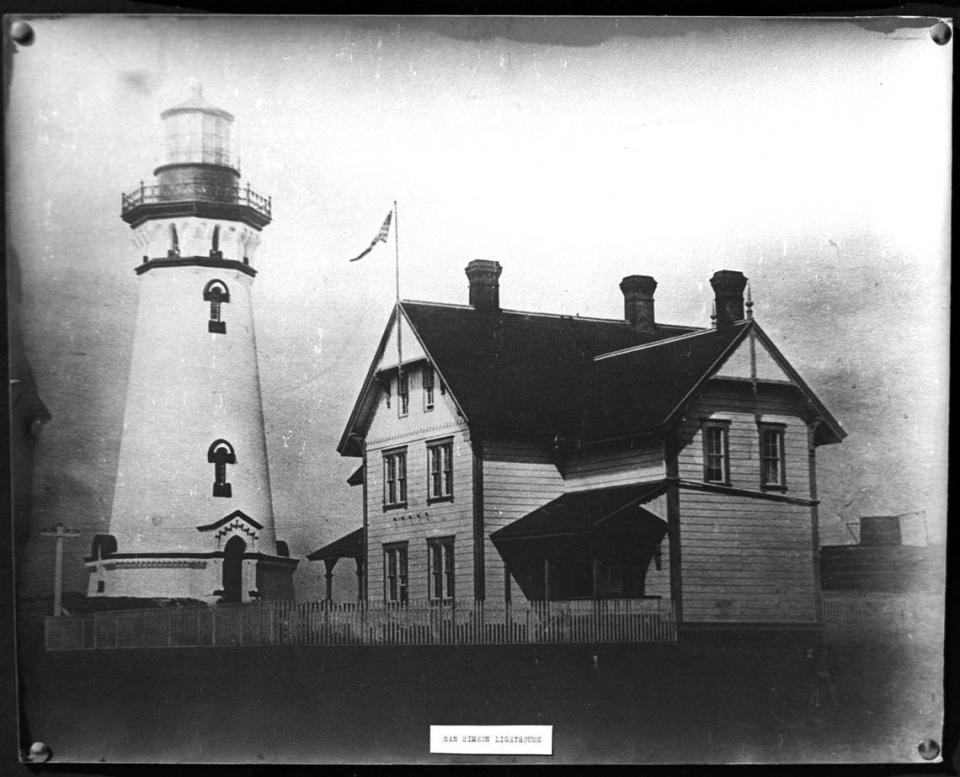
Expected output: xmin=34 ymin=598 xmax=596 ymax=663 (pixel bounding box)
xmin=45 ymin=592 xmax=942 ymax=651
xmin=44 ymin=598 xmax=677 ymax=651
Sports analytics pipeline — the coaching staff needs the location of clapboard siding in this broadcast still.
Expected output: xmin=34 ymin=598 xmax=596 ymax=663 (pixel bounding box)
xmin=482 ymin=438 xmax=564 ymax=603
xmin=482 ymin=439 xmax=565 ymax=522
xmin=563 ymin=443 xmax=664 ymax=492
xmin=679 ymin=487 xmax=816 ymax=624
xmin=365 ymin=370 xmax=474 ymax=602
xmin=677 ymin=382 xmax=811 ymax=497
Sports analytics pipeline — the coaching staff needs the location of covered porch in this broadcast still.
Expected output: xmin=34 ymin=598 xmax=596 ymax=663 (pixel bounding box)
xmin=306 ymin=528 xmax=364 ymax=601
xmin=491 ymin=481 xmax=669 ymax=602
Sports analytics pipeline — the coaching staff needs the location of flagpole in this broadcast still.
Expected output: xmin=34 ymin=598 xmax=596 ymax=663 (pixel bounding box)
xmin=394 ymin=200 xmax=403 ymax=388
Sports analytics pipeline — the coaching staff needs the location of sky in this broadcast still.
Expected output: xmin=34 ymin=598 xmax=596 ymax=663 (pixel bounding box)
xmin=7 ymin=16 xmax=952 ymax=599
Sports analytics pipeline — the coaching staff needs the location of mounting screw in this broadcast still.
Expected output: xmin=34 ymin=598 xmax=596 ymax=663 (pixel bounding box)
xmin=930 ymin=21 xmax=951 ymax=46
xmin=24 ymin=741 xmax=51 ymax=763
xmin=10 ymin=20 xmax=34 ymax=46
xmin=918 ymin=739 xmax=940 ymax=760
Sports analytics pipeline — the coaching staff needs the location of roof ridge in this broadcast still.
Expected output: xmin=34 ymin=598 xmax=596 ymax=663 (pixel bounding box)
xmin=593 ymin=325 xmax=726 ymax=361
xmin=401 ymin=299 xmax=700 ymax=330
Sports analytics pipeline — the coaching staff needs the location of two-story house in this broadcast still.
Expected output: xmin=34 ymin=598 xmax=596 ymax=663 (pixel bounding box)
xmin=310 ymin=261 xmax=845 ymax=635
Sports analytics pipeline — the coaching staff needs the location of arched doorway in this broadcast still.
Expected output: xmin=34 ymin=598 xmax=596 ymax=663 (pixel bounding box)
xmin=222 ymin=536 xmax=246 ymax=603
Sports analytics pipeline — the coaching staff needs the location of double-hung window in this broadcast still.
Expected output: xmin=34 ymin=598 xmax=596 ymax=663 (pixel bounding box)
xmin=702 ymin=421 xmax=730 ymax=484
xmin=383 ymin=448 xmax=407 ymax=508
xmin=384 ymin=542 xmax=409 ymax=603
xmin=427 ymin=439 xmax=454 ymax=502
xmin=428 ymin=536 xmax=455 ymax=602
xmin=759 ymin=423 xmax=786 ymax=489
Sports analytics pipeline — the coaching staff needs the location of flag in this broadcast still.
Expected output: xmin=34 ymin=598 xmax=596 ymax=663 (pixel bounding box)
xmin=349 ymin=211 xmax=393 ymax=262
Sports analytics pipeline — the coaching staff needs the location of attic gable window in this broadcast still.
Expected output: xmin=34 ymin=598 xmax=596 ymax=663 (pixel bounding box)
xmin=702 ymin=420 xmax=730 ymax=484
xmin=383 ymin=448 xmax=407 ymax=509
xmin=759 ymin=423 xmax=787 ymax=490
xmin=398 ymin=371 xmax=409 ymax=417
xmin=423 ymin=366 xmax=435 ymax=411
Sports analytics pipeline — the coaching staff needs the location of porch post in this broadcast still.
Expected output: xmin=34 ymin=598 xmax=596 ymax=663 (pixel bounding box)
xmin=355 ymin=558 xmax=364 ymax=601
xmin=665 ymin=422 xmax=684 ymax=625
xmin=592 ymin=555 xmax=600 ymax=601
xmin=323 ymin=559 xmax=337 ymax=602
xmin=543 ymin=557 xmax=551 ymax=602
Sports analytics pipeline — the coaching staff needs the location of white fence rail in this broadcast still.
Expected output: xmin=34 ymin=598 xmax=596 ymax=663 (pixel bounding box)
xmin=45 ymin=592 xmax=942 ymax=651
xmin=44 ymin=598 xmax=677 ymax=651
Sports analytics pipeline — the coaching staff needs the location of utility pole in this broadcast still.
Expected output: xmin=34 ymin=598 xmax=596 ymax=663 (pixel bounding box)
xmin=39 ymin=523 xmax=80 ymax=616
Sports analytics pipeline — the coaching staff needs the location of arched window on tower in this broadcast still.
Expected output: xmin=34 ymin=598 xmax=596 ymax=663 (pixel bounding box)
xmin=207 ymin=439 xmax=236 ymax=498
xmin=210 ymin=225 xmax=222 ymax=259
xmin=203 ymin=280 xmax=230 ymax=334
xmin=168 ymin=224 xmax=180 ymax=257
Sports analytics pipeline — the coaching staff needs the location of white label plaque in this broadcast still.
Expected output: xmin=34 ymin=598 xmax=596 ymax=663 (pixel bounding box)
xmin=430 ymin=725 xmax=553 ymax=755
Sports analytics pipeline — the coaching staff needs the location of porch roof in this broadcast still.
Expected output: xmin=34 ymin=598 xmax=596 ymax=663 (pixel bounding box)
xmin=306 ymin=527 xmax=363 ymax=561
xmin=490 ymin=480 xmax=669 ymax=542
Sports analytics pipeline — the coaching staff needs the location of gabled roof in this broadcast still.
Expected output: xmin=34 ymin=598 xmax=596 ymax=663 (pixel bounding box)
xmin=338 ymin=302 xmax=697 ymax=455
xmin=338 ymin=301 xmax=845 ymax=456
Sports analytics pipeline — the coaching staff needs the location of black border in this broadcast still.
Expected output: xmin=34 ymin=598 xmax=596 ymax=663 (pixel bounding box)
xmin=3 ymin=7 xmax=956 ymax=777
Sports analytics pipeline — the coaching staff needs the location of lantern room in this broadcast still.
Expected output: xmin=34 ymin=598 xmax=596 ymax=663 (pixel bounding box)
xmin=160 ymin=82 xmax=237 ymax=171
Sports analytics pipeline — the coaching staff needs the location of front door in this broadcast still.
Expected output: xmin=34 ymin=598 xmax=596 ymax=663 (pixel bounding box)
xmin=222 ymin=536 xmax=246 ymax=603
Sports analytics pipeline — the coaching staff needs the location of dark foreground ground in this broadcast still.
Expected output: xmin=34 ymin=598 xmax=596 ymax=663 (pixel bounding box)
xmin=15 ymin=617 xmax=943 ymax=766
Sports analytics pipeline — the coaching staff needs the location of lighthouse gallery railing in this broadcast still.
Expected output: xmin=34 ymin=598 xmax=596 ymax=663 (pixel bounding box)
xmin=121 ymin=180 xmax=272 ymax=220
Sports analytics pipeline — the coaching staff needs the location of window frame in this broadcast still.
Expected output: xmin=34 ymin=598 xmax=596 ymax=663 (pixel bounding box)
xmin=383 ymin=542 xmax=409 ymax=604
xmin=382 ymin=447 xmax=407 ymax=510
xmin=701 ymin=420 xmax=731 ymax=485
xmin=427 ymin=536 xmax=455 ymax=603
xmin=426 ymin=438 xmax=454 ymax=504
xmin=758 ymin=422 xmax=787 ymax=491
xmin=398 ymin=370 xmax=409 ymax=418
xmin=423 ymin=365 xmax=436 ymax=412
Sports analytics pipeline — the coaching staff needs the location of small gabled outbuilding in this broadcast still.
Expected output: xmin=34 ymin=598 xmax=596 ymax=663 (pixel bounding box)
xmin=313 ymin=261 xmax=845 ymax=635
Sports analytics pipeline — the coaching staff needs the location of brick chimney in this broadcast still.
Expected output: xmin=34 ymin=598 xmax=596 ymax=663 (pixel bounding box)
xmin=619 ymin=275 xmax=657 ymax=336
xmin=710 ymin=270 xmax=748 ymax=330
xmin=465 ymin=259 xmax=502 ymax=312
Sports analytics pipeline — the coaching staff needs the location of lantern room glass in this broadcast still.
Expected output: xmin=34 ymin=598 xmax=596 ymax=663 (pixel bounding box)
xmin=164 ymin=110 xmax=234 ymax=168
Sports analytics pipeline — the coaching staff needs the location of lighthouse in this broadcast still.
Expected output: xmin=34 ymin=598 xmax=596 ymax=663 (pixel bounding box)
xmin=87 ymin=85 xmax=297 ymax=602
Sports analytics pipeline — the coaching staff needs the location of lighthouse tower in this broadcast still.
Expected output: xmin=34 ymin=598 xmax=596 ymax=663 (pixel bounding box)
xmin=87 ymin=85 xmax=297 ymax=602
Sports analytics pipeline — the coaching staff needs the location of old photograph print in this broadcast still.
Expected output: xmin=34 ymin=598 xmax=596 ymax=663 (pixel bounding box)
xmin=6 ymin=15 xmax=950 ymax=765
